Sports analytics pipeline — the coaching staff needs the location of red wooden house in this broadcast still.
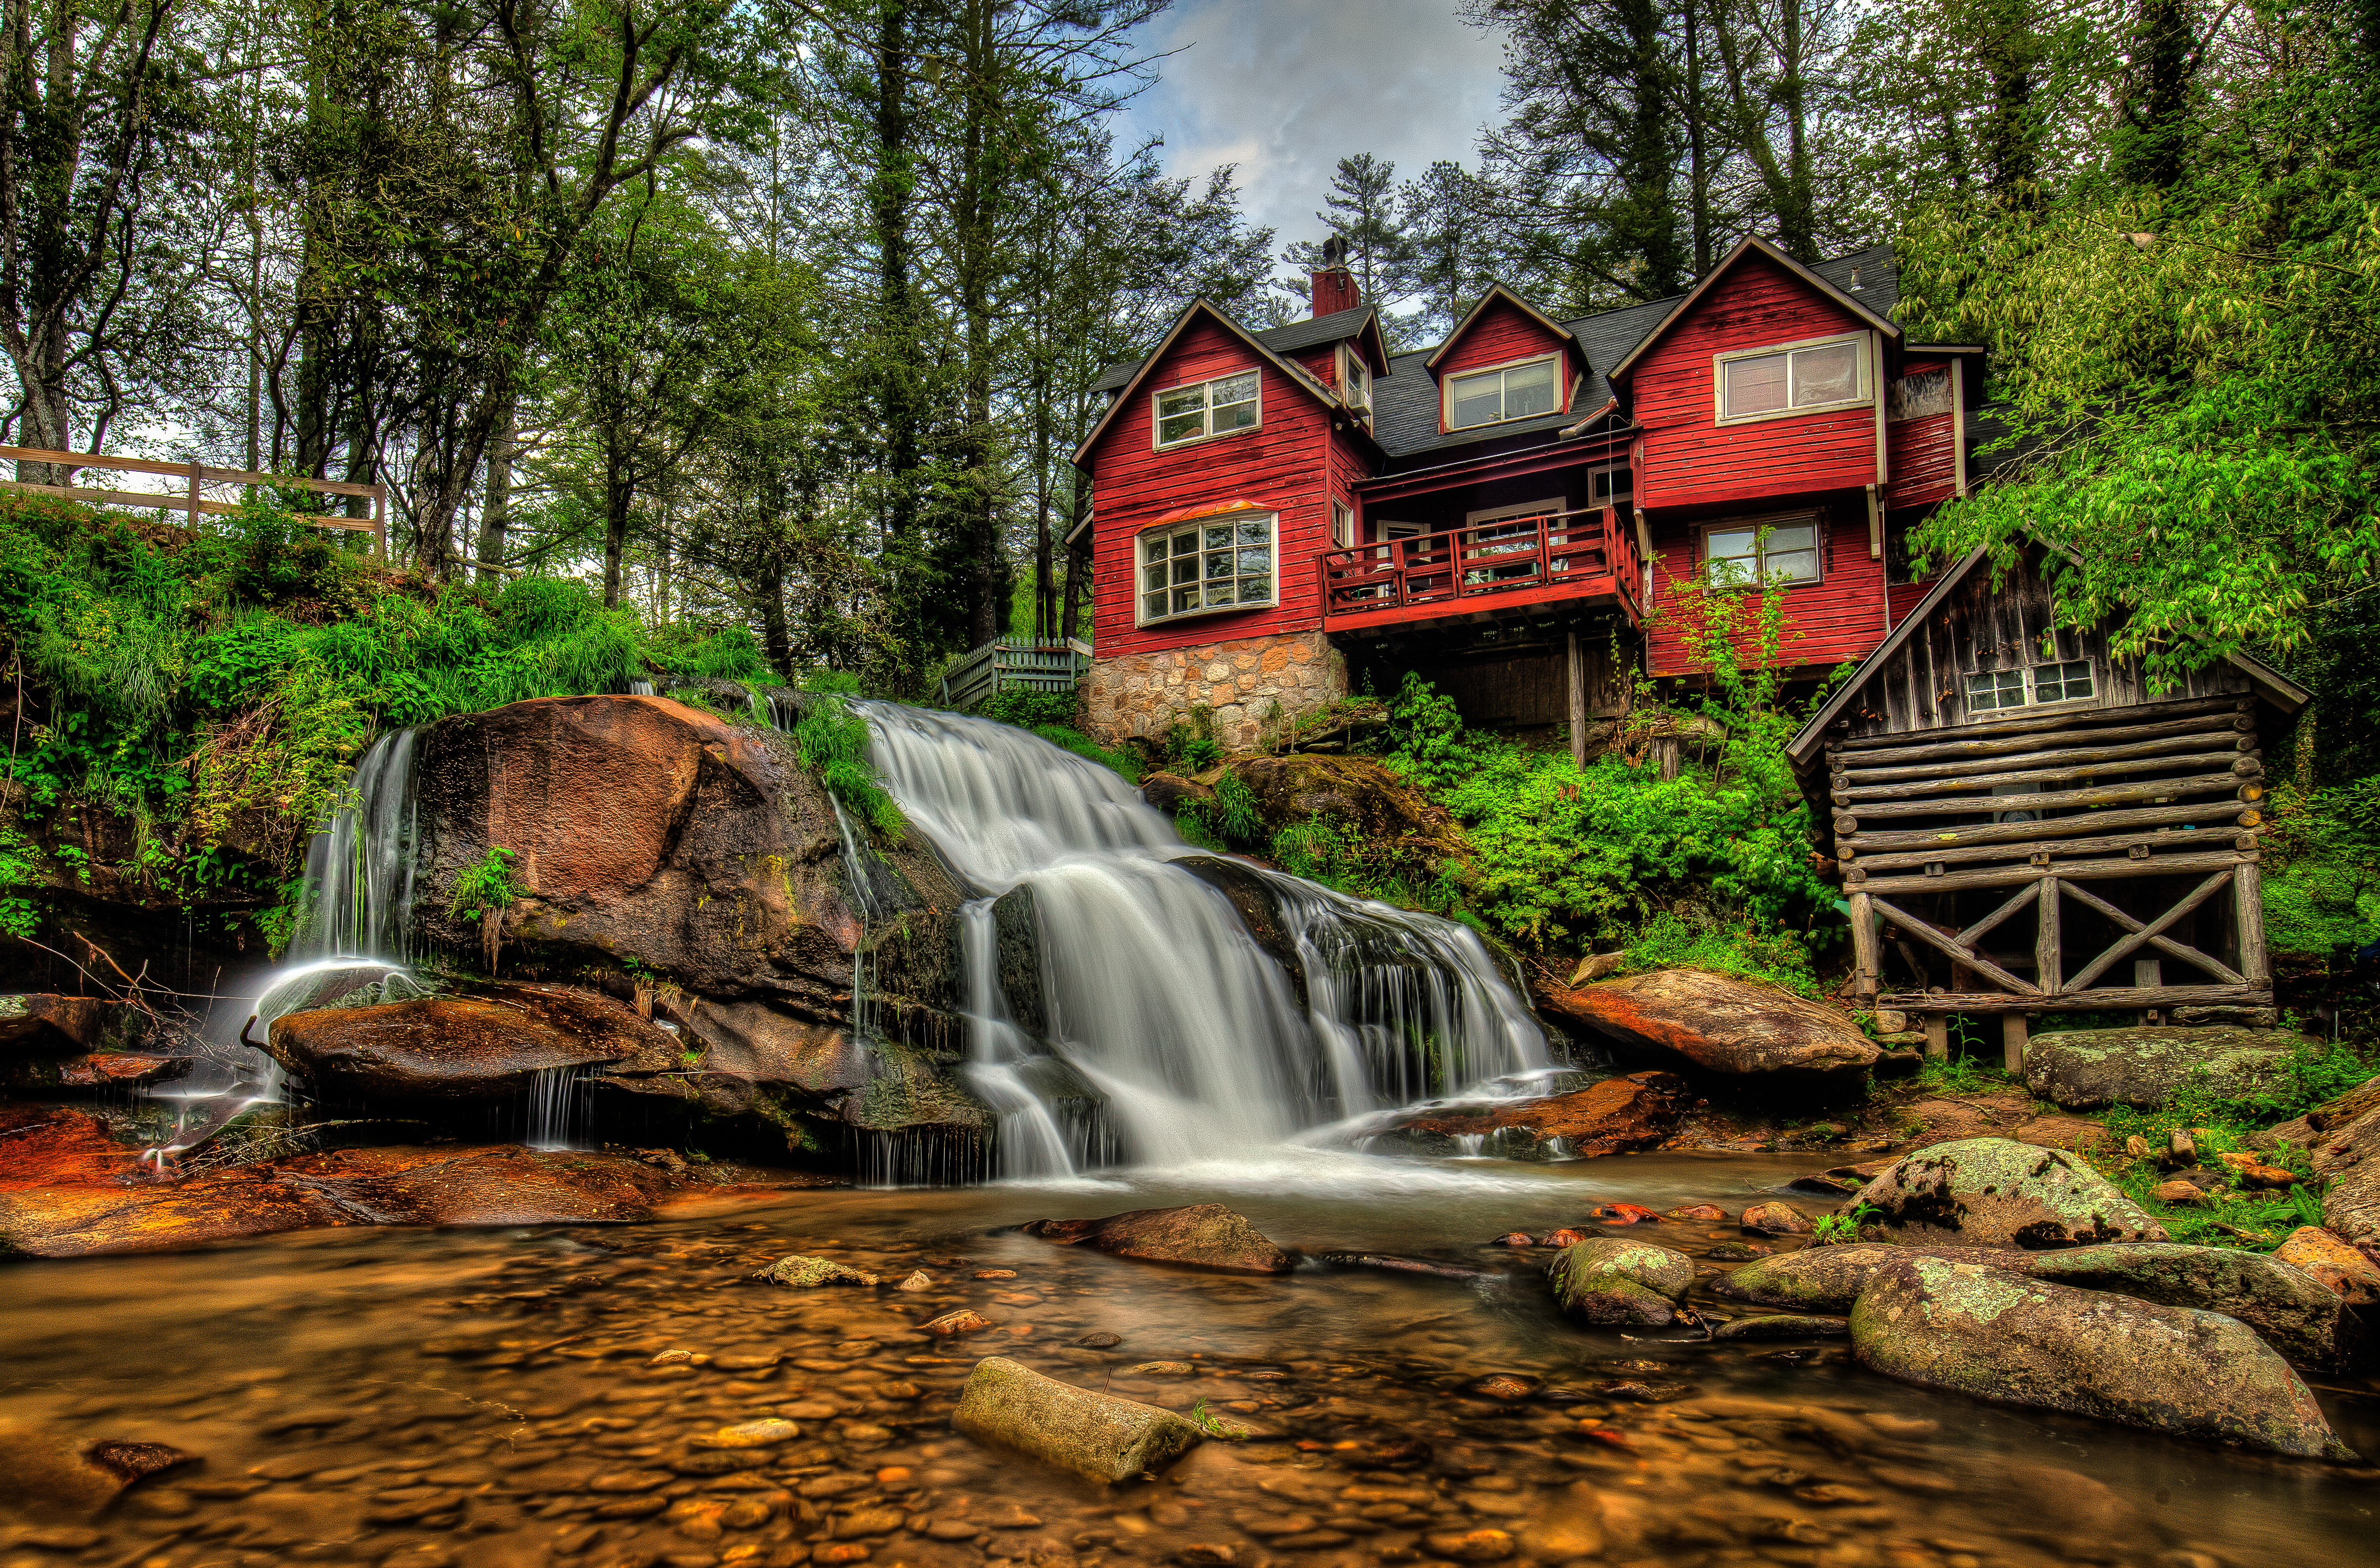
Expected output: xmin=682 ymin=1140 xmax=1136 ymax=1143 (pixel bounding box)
xmin=1071 ymin=237 xmax=1985 ymax=752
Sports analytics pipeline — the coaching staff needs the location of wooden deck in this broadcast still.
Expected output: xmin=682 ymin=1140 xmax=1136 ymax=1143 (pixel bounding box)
xmin=1319 ymin=504 xmax=1641 ymax=636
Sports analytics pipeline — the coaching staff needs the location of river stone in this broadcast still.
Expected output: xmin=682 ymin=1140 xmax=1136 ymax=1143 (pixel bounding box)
xmin=1713 ymin=1244 xmax=2029 ymax=1312
xmin=1374 ymin=1070 xmax=1687 ymax=1159
xmin=267 ymin=984 xmax=674 ymax=1100
xmin=0 ymin=995 xmax=115 ymax=1054
xmin=1852 ymin=1255 xmax=2354 ymax=1460
xmin=1021 ymin=1204 xmax=1294 ymax=1274
xmin=2274 ymin=1225 xmax=2380 ymax=1304
xmin=2019 ymin=1242 xmax=2358 ymax=1369
xmin=2022 ymin=1026 xmax=2312 ymax=1110
xmin=1547 ymin=1237 xmax=1697 ymax=1326
xmin=1851 ymin=1137 xmax=2166 ymax=1247
xmin=951 ymin=1355 xmax=1203 ymax=1483
xmin=0 ymin=1428 xmax=197 ymax=1519
xmin=1533 ymin=968 xmax=1879 ymax=1077
xmin=754 ymin=1255 xmax=879 ymax=1288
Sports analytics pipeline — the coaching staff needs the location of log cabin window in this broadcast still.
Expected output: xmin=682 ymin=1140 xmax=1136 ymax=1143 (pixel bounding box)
xmin=1444 ymin=355 xmax=1560 ymax=429
xmin=1715 ymin=333 xmax=1869 ymax=423
xmin=1966 ymin=668 xmax=2026 ymax=711
xmin=1152 ymin=370 xmax=1261 ymax=449
xmin=2032 ymin=660 xmax=2094 ymax=703
xmin=1703 ymin=518 xmax=1821 ymax=588
xmin=1138 ymin=512 xmax=1275 ymax=624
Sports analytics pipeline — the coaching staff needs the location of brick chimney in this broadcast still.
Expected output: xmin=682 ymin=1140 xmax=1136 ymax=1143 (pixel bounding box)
xmin=1311 ymin=233 xmax=1360 ymax=317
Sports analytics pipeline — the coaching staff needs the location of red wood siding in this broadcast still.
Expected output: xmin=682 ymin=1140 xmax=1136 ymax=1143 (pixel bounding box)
xmin=1885 ymin=358 xmax=1956 ymax=508
xmin=1644 ymin=504 xmax=1896 ymax=675
xmin=1088 ymin=318 xmax=1335 ymax=657
xmin=1432 ymin=298 xmax=1574 ymax=429
xmin=1631 ymin=255 xmax=1878 ymax=508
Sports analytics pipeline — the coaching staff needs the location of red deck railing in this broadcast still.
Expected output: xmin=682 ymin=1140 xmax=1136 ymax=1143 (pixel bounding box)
xmin=1320 ymin=504 xmax=1640 ymax=628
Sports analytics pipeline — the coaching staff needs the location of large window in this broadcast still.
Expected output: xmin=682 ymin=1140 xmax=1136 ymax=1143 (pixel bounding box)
xmin=1445 ymin=356 xmax=1560 ymax=430
xmin=1715 ymin=334 xmax=1868 ymax=422
xmin=1153 ymin=371 xmax=1260 ymax=449
xmin=1703 ymin=517 xmax=1821 ymax=587
xmin=1139 ymin=513 xmax=1275 ymax=624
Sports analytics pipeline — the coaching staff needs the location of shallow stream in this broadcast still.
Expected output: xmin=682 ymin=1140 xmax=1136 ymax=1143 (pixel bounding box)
xmin=5 ymin=1152 xmax=2375 ymax=1568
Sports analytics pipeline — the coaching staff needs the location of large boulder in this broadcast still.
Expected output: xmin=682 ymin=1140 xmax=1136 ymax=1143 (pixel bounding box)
xmin=1535 ymin=969 xmax=1878 ymax=1078
xmin=1375 ymin=1070 xmax=1687 ymax=1159
xmin=0 ymin=994 xmax=114 ymax=1053
xmin=2020 ymin=1242 xmax=2357 ymax=1370
xmin=1715 ymin=1244 xmax=2030 ymax=1312
xmin=2312 ymin=1106 xmax=2380 ymax=1245
xmin=1547 ymin=1236 xmax=1697 ymax=1326
xmin=1852 ymin=1255 xmax=2353 ymax=1460
xmin=1852 ymin=1137 xmax=2166 ymax=1248
xmin=1021 ymin=1204 xmax=1293 ymax=1274
xmin=2022 ymin=1026 xmax=2313 ymax=1110
xmin=405 ymin=694 xmax=977 ymax=1149
xmin=2275 ymin=1226 xmax=2380 ymax=1304
xmin=267 ymin=983 xmax=673 ymax=1101
xmin=953 ymin=1356 xmax=1204 ymax=1483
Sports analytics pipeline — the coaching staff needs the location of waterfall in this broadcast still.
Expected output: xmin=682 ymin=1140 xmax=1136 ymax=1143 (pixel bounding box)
xmin=291 ymin=728 xmax=422 ymax=961
xmin=850 ymin=702 xmax=1546 ymax=1178
xmin=524 ymin=1065 xmax=587 ymax=1151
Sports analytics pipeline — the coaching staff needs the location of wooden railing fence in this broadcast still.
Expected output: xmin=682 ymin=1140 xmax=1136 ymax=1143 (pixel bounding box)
xmin=0 ymin=445 xmax=387 ymax=556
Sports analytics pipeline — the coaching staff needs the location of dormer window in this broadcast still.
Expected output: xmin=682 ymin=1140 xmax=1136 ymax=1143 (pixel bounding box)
xmin=1444 ymin=355 xmax=1559 ymax=430
xmin=1338 ymin=345 xmax=1371 ymax=416
xmin=1154 ymin=370 xmax=1260 ymax=449
xmin=1714 ymin=333 xmax=1869 ymax=423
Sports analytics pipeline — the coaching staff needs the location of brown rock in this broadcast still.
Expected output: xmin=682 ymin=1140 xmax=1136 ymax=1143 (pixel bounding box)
xmin=921 ymin=1310 xmax=994 ymax=1337
xmin=1491 ymin=1232 xmax=1533 ymax=1247
xmin=1666 ymin=1204 xmax=1727 ymax=1222
xmin=1537 ymin=1228 xmax=1590 ymax=1247
xmin=1384 ymin=1070 xmax=1687 ymax=1155
xmin=0 ymin=1107 xmax=147 ymax=1190
xmin=1590 ymin=1202 xmax=1661 ymax=1226
xmin=1536 ymin=970 xmax=1878 ymax=1077
xmin=0 ymin=1430 xmax=195 ymax=1519
xmin=2152 ymin=1180 xmax=2203 ymax=1204
xmin=1740 ymin=1202 xmax=1813 ymax=1235
xmin=0 ymin=994 xmax=114 ymax=1052
xmin=267 ymin=985 xmax=669 ymax=1100
xmin=1021 ymin=1203 xmax=1293 ymax=1274
xmin=2310 ymin=1075 xmax=2380 ymax=1132
xmin=1423 ymin=1529 xmax=1517 ymax=1563
xmin=2274 ymin=1226 xmax=2380 ymax=1304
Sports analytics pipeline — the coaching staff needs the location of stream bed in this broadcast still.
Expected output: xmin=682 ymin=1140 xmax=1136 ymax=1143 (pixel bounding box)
xmin=5 ymin=1153 xmax=2378 ymax=1568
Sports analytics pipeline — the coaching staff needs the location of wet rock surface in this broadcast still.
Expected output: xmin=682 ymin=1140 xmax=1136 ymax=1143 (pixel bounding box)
xmin=2314 ymin=1104 xmax=2380 ymax=1244
xmin=0 ymin=994 xmax=117 ymax=1053
xmin=2275 ymin=1224 xmax=2380 ymax=1303
xmin=1376 ymin=1070 xmax=1687 ymax=1158
xmin=1853 ymin=1136 xmax=2168 ymax=1247
xmin=951 ymin=1356 xmax=1203 ymax=1483
xmin=1535 ymin=968 xmax=1881 ymax=1077
xmin=2020 ymin=1241 xmax=2358 ymax=1369
xmin=267 ymin=986 xmax=674 ymax=1101
xmin=1852 ymin=1254 xmax=2355 ymax=1460
xmin=1546 ymin=1236 xmax=1696 ymax=1326
xmin=2023 ymin=1025 xmax=2315 ymax=1110
xmin=1023 ymin=1205 xmax=1295 ymax=1275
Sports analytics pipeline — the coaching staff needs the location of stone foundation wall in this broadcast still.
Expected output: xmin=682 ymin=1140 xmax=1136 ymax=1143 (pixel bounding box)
xmin=1079 ymin=630 xmax=1348 ymax=752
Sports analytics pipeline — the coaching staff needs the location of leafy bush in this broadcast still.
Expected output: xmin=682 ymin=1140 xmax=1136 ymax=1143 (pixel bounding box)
xmin=2260 ymin=779 xmax=2380 ymax=955
xmin=1181 ymin=771 xmax=1265 ymax=849
xmin=791 ymin=690 xmax=903 ymax=837
xmin=978 ymin=688 xmax=1076 ymax=728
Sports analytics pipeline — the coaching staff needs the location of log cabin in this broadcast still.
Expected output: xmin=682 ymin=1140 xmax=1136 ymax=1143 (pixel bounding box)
xmin=1784 ymin=543 xmax=2310 ymax=1058
xmin=1071 ymin=235 xmax=1983 ymax=754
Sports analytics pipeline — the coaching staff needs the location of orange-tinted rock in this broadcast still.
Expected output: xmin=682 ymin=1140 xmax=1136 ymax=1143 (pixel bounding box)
xmin=0 ymin=1427 xmax=196 ymax=1519
xmin=1741 ymin=1202 xmax=1815 ymax=1235
xmin=1390 ymin=1070 xmax=1687 ymax=1155
xmin=0 ymin=1107 xmax=148 ymax=1191
xmin=1666 ymin=1203 xmax=1728 ymax=1222
xmin=1538 ymin=1227 xmax=1591 ymax=1247
xmin=0 ymin=1145 xmax=706 ymax=1258
xmin=1590 ymin=1203 xmax=1661 ymax=1226
xmin=1021 ymin=1203 xmax=1294 ymax=1274
xmin=1537 ymin=970 xmax=1877 ymax=1077
xmin=2274 ymin=1226 xmax=2380 ymax=1304
xmin=1492 ymin=1232 xmax=1534 ymax=1247
xmin=268 ymin=984 xmax=672 ymax=1100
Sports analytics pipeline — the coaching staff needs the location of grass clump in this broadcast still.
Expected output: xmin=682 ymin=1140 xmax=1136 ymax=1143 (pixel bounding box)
xmin=790 ymin=672 xmax=902 ymax=838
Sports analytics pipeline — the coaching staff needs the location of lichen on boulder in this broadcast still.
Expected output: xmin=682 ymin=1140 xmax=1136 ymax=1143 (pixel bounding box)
xmin=1546 ymin=1236 xmax=1697 ymax=1326
xmin=2022 ymin=1026 xmax=2314 ymax=1110
xmin=1851 ymin=1136 xmax=2166 ymax=1248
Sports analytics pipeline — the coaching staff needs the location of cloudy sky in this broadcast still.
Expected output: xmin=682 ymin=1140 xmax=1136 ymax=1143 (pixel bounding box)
xmin=1117 ymin=0 xmax=1510 ymax=274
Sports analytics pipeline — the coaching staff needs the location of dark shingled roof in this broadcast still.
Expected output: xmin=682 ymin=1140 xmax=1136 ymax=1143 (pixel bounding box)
xmin=1087 ymin=241 xmax=1905 ymax=465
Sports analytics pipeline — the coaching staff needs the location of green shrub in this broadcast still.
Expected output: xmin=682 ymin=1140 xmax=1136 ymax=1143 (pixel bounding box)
xmin=1182 ymin=771 xmax=1265 ymax=849
xmin=2260 ymin=778 xmax=2380 ymax=955
xmin=979 ymin=688 xmax=1076 ymax=728
xmin=791 ymin=689 xmax=903 ymax=837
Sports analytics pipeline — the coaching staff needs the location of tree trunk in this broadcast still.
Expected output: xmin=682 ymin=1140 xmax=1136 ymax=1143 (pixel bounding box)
xmin=475 ymin=396 xmax=516 ymax=582
xmin=602 ymin=446 xmax=631 ymax=608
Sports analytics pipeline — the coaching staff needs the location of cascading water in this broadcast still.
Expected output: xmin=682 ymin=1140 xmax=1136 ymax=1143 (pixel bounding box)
xmin=850 ymin=702 xmax=1548 ymax=1178
xmin=291 ymin=729 xmax=422 ymax=962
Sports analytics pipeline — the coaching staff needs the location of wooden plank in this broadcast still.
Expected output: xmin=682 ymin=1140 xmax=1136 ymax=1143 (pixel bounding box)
xmin=2036 ymin=877 xmax=2062 ymax=994
xmin=1851 ymin=850 xmax=2250 ymax=894
xmin=1826 ymin=704 xmax=2245 ymax=764
xmin=1843 ymin=824 xmax=2251 ymax=872
xmin=0 ymin=445 xmax=384 ymax=498
xmin=1878 ymin=984 xmax=2267 ymax=1013
xmin=1849 ymin=889 xmax=1880 ymax=1002
xmin=2234 ymin=858 xmax=2269 ymax=987
xmin=2058 ymin=875 xmax=2246 ymax=987
xmin=1828 ymin=693 xmax=2244 ymax=753
xmin=1835 ymin=750 xmax=2253 ymax=804
xmin=2002 ymin=1013 xmax=2028 ymax=1074
xmin=0 ymin=477 xmax=383 ymax=528
xmin=1841 ymin=800 xmax=2254 ymax=854
xmin=1869 ymin=896 xmax=2041 ymax=995
xmin=1923 ymin=1015 xmax=1949 ymax=1060
xmin=1843 ymin=771 xmax=2248 ymax=823
xmin=1836 ymin=726 xmax=2248 ymax=785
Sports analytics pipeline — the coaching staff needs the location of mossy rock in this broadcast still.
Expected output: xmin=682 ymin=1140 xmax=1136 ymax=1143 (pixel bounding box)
xmin=2022 ymin=1026 xmax=2315 ymax=1111
xmin=1547 ymin=1236 xmax=1697 ymax=1326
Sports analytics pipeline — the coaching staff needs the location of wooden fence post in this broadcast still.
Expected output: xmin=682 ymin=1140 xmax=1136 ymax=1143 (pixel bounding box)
xmin=1922 ymin=1015 xmax=1949 ymax=1060
xmin=186 ymin=461 xmax=202 ymax=527
xmin=2002 ymin=1013 xmax=2028 ymax=1075
xmin=1567 ymin=629 xmax=1587 ymax=770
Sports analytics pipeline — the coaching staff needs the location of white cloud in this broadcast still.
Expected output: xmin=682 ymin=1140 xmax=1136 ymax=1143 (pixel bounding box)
xmin=1118 ymin=0 xmax=1507 ymax=281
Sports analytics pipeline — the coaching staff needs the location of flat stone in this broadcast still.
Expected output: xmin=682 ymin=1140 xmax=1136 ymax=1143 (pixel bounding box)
xmin=2023 ymin=1026 xmax=2315 ymax=1110
xmin=2275 ymin=1225 xmax=2380 ymax=1304
xmin=1021 ymin=1204 xmax=1293 ymax=1274
xmin=1536 ymin=969 xmax=1878 ymax=1077
xmin=754 ymin=1255 xmax=879 ymax=1288
xmin=1715 ymin=1245 xmax=2031 ymax=1313
xmin=1710 ymin=1314 xmax=1850 ymax=1341
xmin=2022 ymin=1242 xmax=2360 ymax=1369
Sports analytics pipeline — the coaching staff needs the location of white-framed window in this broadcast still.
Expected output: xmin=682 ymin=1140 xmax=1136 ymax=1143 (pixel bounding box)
xmin=1444 ymin=355 xmax=1561 ymax=430
xmin=1138 ymin=511 xmax=1276 ymax=625
xmin=2033 ymin=660 xmax=2094 ymax=704
xmin=1152 ymin=370 xmax=1261 ymax=449
xmin=1714 ymin=333 xmax=1869 ymax=423
xmin=1338 ymin=345 xmax=1371 ymax=415
xmin=1587 ymin=463 xmax=1633 ymax=508
xmin=1703 ymin=516 xmax=1821 ymax=588
xmin=1331 ymin=498 xmax=1355 ymax=549
xmin=1966 ymin=668 xmax=2026 ymax=712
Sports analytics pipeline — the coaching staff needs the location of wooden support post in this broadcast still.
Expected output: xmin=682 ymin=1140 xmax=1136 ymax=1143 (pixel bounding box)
xmin=2035 ymin=876 xmax=2062 ymax=996
xmin=1922 ymin=1015 xmax=1949 ymax=1060
xmin=1566 ymin=628 xmax=1587 ymax=771
xmin=2233 ymin=858 xmax=2269 ymax=992
xmin=1849 ymin=890 xmax=1879 ymax=1002
xmin=186 ymin=461 xmax=202 ymax=528
xmin=2002 ymin=1013 xmax=2028 ymax=1075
